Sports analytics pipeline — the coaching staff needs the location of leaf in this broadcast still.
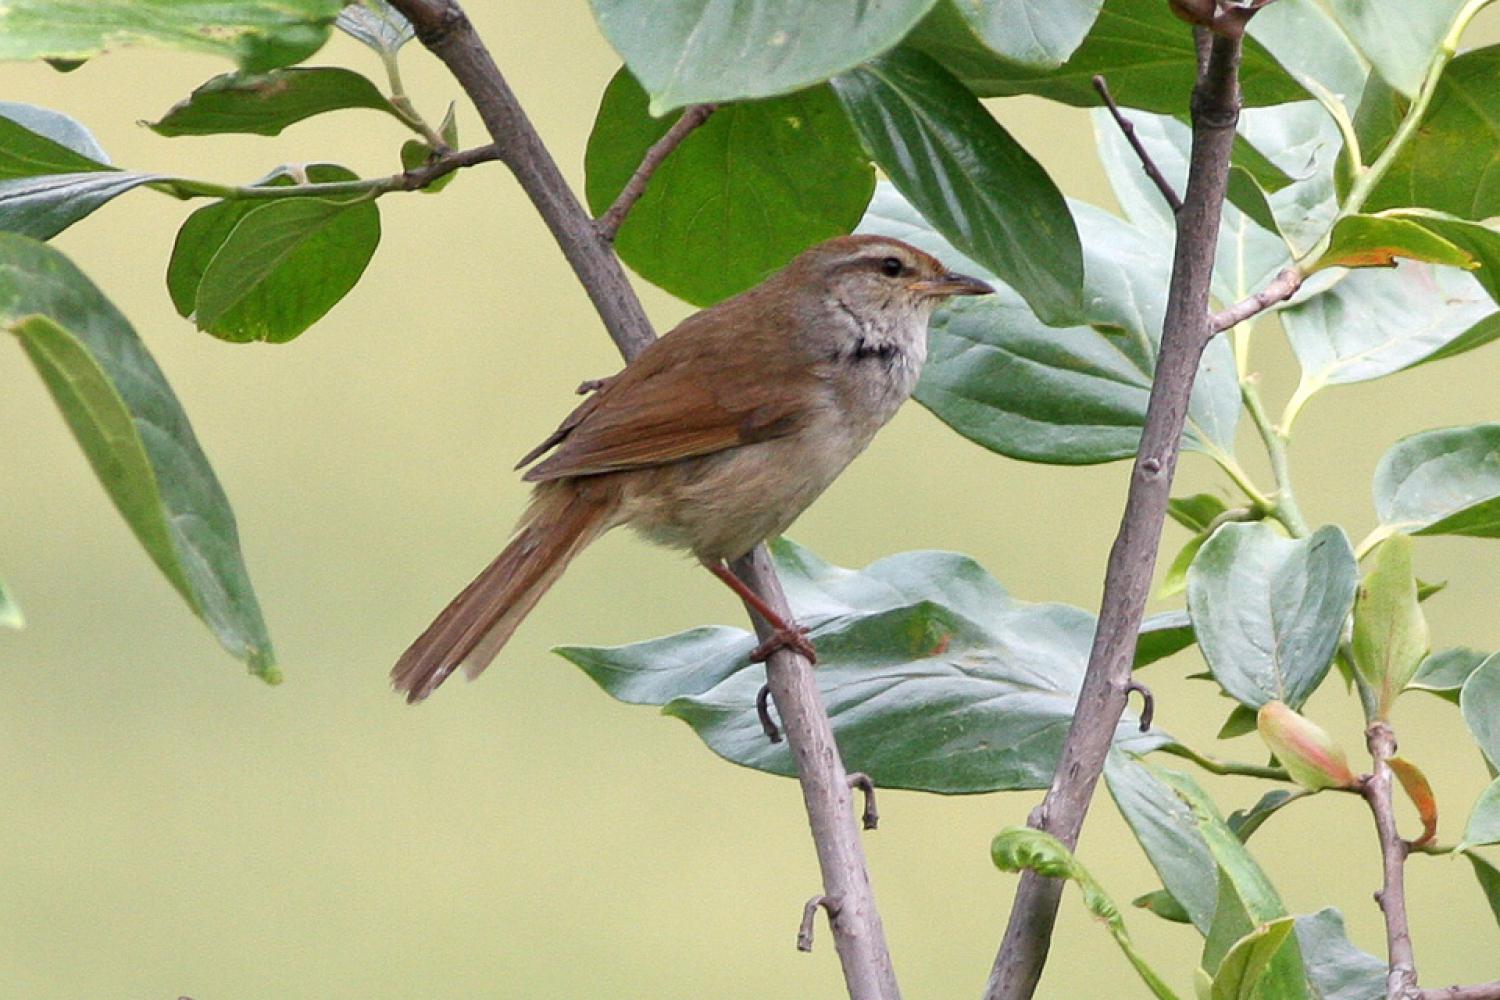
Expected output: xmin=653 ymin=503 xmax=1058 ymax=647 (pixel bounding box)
xmin=335 ymin=0 xmax=413 ymax=53
xmin=1171 ymin=494 xmax=1231 ymax=533
xmin=830 ymin=47 xmax=1083 ymax=326
xmin=1411 ymin=647 xmax=1490 ymax=703
xmin=1210 ymin=918 xmax=1296 ymax=1000
xmin=1245 ymin=0 xmax=1368 ymax=107
xmin=0 ymin=171 xmax=164 ymax=241
xmin=585 ymin=71 xmax=873 ymax=308
xmin=0 ymin=234 xmax=275 ymax=677
xmin=399 ymin=103 xmax=459 ymax=195
xmin=1227 ymin=790 xmax=1300 ymax=843
xmin=558 ymin=539 xmax=1165 ymax=795
xmin=587 ymin=0 xmax=936 ymax=114
xmin=0 ymin=575 xmax=22 ymax=629
xmin=169 ymin=164 xmax=380 ymax=343
xmin=1283 ymin=263 xmax=1500 ymax=399
xmin=0 ymin=101 xmax=108 ymax=162
xmin=1134 ymin=889 xmax=1193 ymax=924
xmin=1136 ymin=610 xmax=1195 ymax=669
xmin=1187 ymin=523 xmax=1358 ymax=710
xmin=0 ymin=106 xmax=113 ymax=179
xmin=1464 ymin=852 xmax=1500 ymax=933
xmin=991 ymin=827 xmax=1185 ymax=1000
xmin=1105 ymin=754 xmax=1219 ymax=935
xmin=950 ymin=0 xmax=1102 ymax=70
xmin=1160 ymin=533 xmax=1209 ymax=600
xmin=1351 ymin=534 xmax=1430 ymax=717
xmin=1312 ymin=215 xmax=1477 ymax=272
xmin=1256 ymin=701 xmax=1356 ymax=791
xmin=1293 ymin=909 xmax=1387 ymax=1000
xmin=1461 ymin=653 xmax=1500 ymax=771
xmin=0 ymin=0 xmax=342 ymax=73
xmin=1463 ymin=778 xmax=1500 ymax=849
xmin=1388 ymin=757 xmax=1438 ymax=847
xmin=859 ymin=184 xmax=1240 ymax=464
xmin=905 ymin=0 xmax=1309 ymax=112
xmin=148 ymin=67 xmax=399 ymax=137
xmin=1326 ymin=0 xmax=1463 ymax=99
xmin=1219 ymin=705 xmax=1259 ymax=740
xmin=1374 ymin=425 xmax=1500 ymax=537
xmin=1367 ymin=46 xmax=1500 ymax=218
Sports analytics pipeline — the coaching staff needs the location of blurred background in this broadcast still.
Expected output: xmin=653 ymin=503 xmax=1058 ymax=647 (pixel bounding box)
xmin=4 ymin=5 xmax=1500 ymax=998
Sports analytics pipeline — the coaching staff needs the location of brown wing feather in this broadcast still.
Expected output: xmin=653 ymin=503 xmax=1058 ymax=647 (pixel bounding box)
xmin=520 ymin=308 xmax=818 ymax=482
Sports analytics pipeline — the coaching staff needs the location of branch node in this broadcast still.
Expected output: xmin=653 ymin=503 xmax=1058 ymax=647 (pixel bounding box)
xmin=1125 ymin=679 xmax=1155 ymax=731
xmin=756 ymin=683 xmax=783 ymax=744
xmin=797 ymin=894 xmax=842 ymax=952
xmin=595 ymin=102 xmax=718 ymax=241
xmin=1092 ymin=74 xmax=1183 ymax=213
xmin=847 ymin=772 xmax=879 ymax=830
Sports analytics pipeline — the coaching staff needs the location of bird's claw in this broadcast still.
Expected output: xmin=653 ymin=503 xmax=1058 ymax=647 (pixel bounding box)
xmin=750 ymin=625 xmax=816 ymax=664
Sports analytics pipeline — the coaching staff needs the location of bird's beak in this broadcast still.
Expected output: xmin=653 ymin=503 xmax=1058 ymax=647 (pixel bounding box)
xmin=911 ymin=272 xmax=995 ymax=298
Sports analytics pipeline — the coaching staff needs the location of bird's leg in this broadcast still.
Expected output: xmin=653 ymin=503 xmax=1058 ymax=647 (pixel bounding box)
xmin=702 ymin=560 xmax=817 ymax=664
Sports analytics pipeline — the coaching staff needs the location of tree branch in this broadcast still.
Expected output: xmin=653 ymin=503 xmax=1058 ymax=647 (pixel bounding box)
xmin=1362 ymin=722 xmax=1421 ymax=1000
xmin=983 ymin=23 xmax=1254 ymax=1000
xmin=386 ymin=3 xmax=899 ymax=996
xmin=1210 ymin=266 xmax=1303 ymax=332
xmin=1421 ymin=982 xmax=1500 ymax=1000
xmin=1091 ymin=74 xmax=1183 ymax=213
xmin=595 ymin=102 xmax=718 ymax=241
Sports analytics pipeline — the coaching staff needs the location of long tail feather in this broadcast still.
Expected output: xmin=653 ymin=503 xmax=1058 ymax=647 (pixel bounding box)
xmin=392 ymin=483 xmax=615 ymax=703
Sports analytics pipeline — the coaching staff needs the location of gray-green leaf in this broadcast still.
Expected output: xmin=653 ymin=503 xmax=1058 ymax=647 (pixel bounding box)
xmin=1351 ymin=534 xmax=1429 ymax=717
xmin=558 ymin=539 xmax=1164 ymax=794
xmin=1326 ymin=0 xmax=1462 ymax=98
xmin=585 ymin=71 xmax=874 ymax=307
xmin=950 ymin=0 xmax=1102 ymax=70
xmin=149 ymin=68 xmax=400 ymax=137
xmin=1187 ymin=523 xmax=1357 ymax=710
xmin=1411 ymin=648 xmax=1490 ymax=703
xmin=335 ymin=0 xmax=413 ymax=53
xmin=1461 ymin=654 xmax=1500 ymax=771
xmin=588 ymin=0 xmax=936 ymax=113
xmin=1463 ymin=778 xmax=1500 ymax=848
xmin=831 ymin=47 xmax=1083 ymax=326
xmin=1 ymin=234 xmax=275 ymax=677
xmin=1374 ymin=425 xmax=1500 ymax=536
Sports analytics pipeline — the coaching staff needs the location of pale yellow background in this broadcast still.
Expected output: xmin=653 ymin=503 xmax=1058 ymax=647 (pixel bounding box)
xmin=4 ymin=6 xmax=1500 ymax=998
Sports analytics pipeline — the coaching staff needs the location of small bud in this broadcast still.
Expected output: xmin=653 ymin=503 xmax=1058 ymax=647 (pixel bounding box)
xmin=1257 ymin=701 xmax=1356 ymax=791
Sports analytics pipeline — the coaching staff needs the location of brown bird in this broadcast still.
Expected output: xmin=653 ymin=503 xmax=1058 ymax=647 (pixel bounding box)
xmin=392 ymin=234 xmax=993 ymax=703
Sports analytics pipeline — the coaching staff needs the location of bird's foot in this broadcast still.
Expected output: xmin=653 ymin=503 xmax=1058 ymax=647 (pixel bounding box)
xmin=749 ymin=625 xmax=816 ymax=664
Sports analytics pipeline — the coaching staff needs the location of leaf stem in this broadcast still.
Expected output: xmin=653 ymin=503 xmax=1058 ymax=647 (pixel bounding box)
xmin=1157 ymin=741 xmax=1292 ymax=782
xmin=381 ymin=48 xmax=449 ymax=148
xmin=1240 ymin=375 xmax=1310 ymax=536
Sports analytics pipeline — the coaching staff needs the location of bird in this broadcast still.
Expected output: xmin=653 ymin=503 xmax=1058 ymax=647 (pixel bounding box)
xmin=392 ymin=234 xmax=993 ymax=703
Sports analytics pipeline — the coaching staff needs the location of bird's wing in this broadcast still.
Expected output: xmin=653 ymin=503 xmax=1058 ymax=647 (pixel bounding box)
xmin=519 ymin=320 xmax=818 ymax=482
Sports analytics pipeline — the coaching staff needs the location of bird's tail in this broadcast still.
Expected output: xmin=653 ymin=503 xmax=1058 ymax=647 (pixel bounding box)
xmin=392 ymin=482 xmax=617 ymax=703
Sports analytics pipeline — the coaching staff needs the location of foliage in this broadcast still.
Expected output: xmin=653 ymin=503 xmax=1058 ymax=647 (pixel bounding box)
xmin=7 ymin=0 xmax=1500 ymax=995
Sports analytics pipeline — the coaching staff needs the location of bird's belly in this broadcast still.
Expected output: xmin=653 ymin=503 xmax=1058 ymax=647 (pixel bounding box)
xmin=620 ymin=419 xmax=875 ymax=562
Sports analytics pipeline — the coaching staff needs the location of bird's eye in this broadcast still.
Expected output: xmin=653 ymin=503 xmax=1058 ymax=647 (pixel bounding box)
xmin=880 ymin=256 xmax=904 ymax=277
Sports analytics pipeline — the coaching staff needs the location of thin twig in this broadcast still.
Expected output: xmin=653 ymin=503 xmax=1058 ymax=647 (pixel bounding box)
xmin=984 ymin=24 xmax=1258 ymax=1000
xmin=595 ymin=103 xmax=718 ymax=241
xmin=848 ymin=772 xmax=879 ymax=830
xmin=1421 ymin=982 xmax=1500 ymax=1000
xmin=1092 ymin=75 xmax=1183 ymax=213
xmin=1210 ymin=266 xmax=1304 ymax=332
xmin=386 ymin=3 xmax=898 ymax=996
xmin=1363 ymin=722 xmax=1421 ymax=1000
xmin=397 ymin=142 xmax=502 ymax=190
xmin=1124 ymin=680 xmax=1154 ymax=732
xmin=797 ymin=894 xmax=842 ymax=952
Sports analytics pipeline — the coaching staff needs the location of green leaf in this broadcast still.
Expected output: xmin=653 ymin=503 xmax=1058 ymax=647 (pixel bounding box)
xmin=0 ymin=0 xmax=342 ymax=73
xmin=1105 ymin=754 xmax=1219 ymax=934
xmin=1312 ymin=215 xmax=1476 ymax=273
xmin=0 ymin=575 xmax=22 ymax=629
xmin=1351 ymin=534 xmax=1430 ymax=717
xmin=0 ymin=234 xmax=275 ymax=678
xmin=830 ymin=47 xmax=1083 ymax=326
xmin=1367 ymin=47 xmax=1500 ymax=218
xmin=950 ymin=0 xmax=1102 ymax=69
xmin=1292 ymin=909 xmax=1386 ymax=1000
xmin=1461 ymin=654 xmax=1500 ymax=771
xmin=559 ymin=539 xmax=1164 ymax=794
xmin=169 ymin=164 xmax=380 ymax=342
xmin=1227 ymin=790 xmax=1300 ymax=843
xmin=335 ymin=0 xmax=412 ymax=53
xmin=1171 ymin=494 xmax=1231 ymax=533
xmin=1326 ymin=0 xmax=1463 ymax=98
xmin=1284 ymin=263 xmax=1500 ymax=396
xmin=0 ymin=101 xmax=108 ymax=161
xmin=1374 ymin=425 xmax=1500 ymax=537
xmin=859 ymin=184 xmax=1239 ymax=464
xmin=1160 ymin=533 xmax=1209 ymax=600
xmin=1463 ymin=778 xmax=1500 ymax=848
xmin=1187 ymin=524 xmax=1358 ymax=710
xmin=588 ymin=0 xmax=936 ymax=114
xmin=1133 ymin=889 xmax=1193 ymax=924
xmin=1412 ymin=647 xmax=1489 ymax=703
xmin=1218 ymin=705 xmax=1259 ymax=740
xmin=1136 ymin=610 xmax=1195 ymax=669
xmin=1351 ymin=72 xmax=1407 ymax=170
xmin=905 ymin=0 xmax=1309 ymax=112
xmin=1464 ymin=851 xmax=1500 ymax=933
xmin=1210 ymin=918 xmax=1296 ymax=1000
xmin=991 ymin=827 xmax=1185 ymax=1000
xmin=585 ymin=71 xmax=873 ymax=308
xmin=148 ymin=67 xmax=399 ymax=137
